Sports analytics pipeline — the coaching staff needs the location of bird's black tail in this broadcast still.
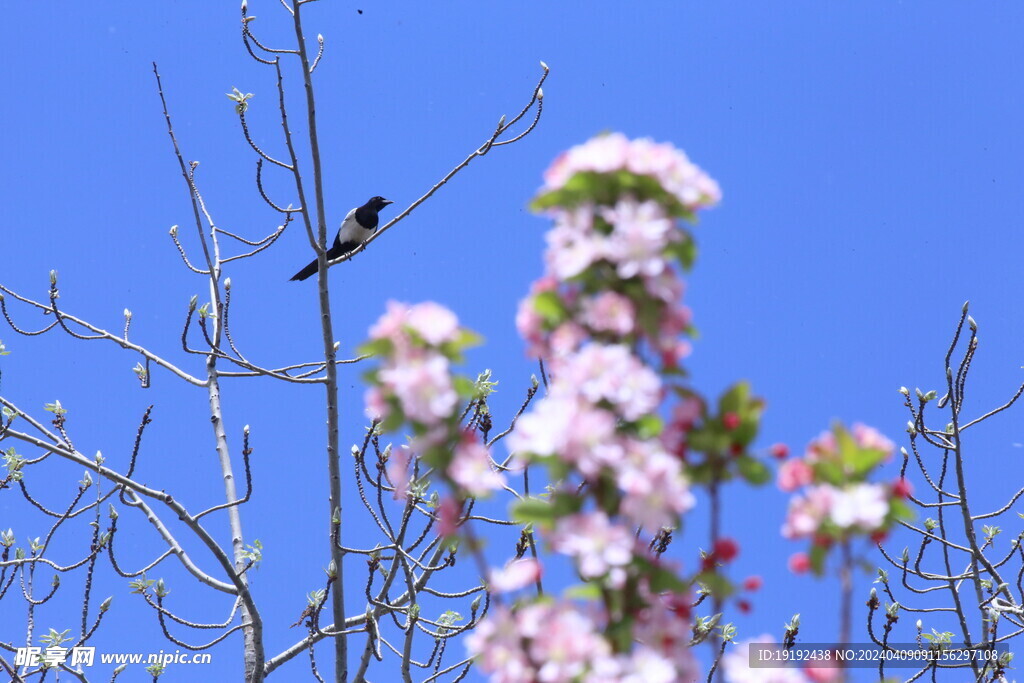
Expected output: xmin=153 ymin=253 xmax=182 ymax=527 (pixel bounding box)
xmin=290 ymin=259 xmax=319 ymax=281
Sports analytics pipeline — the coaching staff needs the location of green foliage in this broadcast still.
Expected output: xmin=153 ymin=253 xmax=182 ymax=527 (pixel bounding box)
xmin=531 ymin=170 xmax=698 ymax=221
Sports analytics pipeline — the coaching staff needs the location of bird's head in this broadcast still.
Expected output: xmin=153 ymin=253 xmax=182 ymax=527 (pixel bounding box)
xmin=366 ymin=196 xmax=394 ymax=212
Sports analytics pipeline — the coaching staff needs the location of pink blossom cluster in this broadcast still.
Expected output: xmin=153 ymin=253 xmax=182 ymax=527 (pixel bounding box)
xmin=542 ymin=132 xmax=721 ymax=212
xmin=516 ymin=201 xmax=694 ymax=367
xmin=470 ymin=135 xmax=724 ymax=681
xmin=780 ymin=483 xmax=890 ymax=538
xmin=363 ymin=300 xmax=505 ymax=500
xmin=507 ymin=345 xmax=695 ymax=532
xmin=776 ymin=422 xmax=908 ymax=574
xmin=365 ymin=300 xmax=461 ymax=429
xmin=721 ymin=636 xmax=809 ymax=683
xmin=467 ymin=600 xmax=700 ymax=683
xmin=803 ymin=422 xmax=895 ymax=464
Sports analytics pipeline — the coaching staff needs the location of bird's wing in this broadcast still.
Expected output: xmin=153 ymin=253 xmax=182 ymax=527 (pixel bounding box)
xmin=336 ymin=207 xmax=362 ymax=245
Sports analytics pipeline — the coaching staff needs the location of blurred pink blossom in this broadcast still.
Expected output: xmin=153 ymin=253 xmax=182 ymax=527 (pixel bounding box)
xmin=488 ymin=558 xmax=542 ymax=594
xmin=541 ymin=132 xmax=720 ymax=211
xmin=467 ymin=603 xmax=611 ymax=683
xmin=722 ymin=636 xmax=807 ymax=683
xmin=379 ymin=352 xmax=457 ymax=425
xmin=580 ymin=291 xmax=637 ymax=336
xmin=828 ymin=483 xmax=889 ymax=530
xmin=551 ymin=512 xmax=634 ymax=581
xmin=603 ymin=199 xmax=675 ymax=279
xmin=405 ymin=301 xmax=460 ymax=345
xmin=449 ymin=434 xmax=505 ymax=497
xmin=777 ymin=458 xmax=813 ymax=492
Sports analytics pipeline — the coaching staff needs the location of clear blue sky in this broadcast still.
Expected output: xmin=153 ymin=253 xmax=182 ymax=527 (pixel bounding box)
xmin=2 ymin=2 xmax=1024 ymax=681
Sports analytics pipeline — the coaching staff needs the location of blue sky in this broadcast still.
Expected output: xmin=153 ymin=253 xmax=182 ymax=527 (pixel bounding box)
xmin=2 ymin=2 xmax=1024 ymax=681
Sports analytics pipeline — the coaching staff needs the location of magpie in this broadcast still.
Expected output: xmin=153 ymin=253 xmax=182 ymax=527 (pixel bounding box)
xmin=290 ymin=196 xmax=393 ymax=281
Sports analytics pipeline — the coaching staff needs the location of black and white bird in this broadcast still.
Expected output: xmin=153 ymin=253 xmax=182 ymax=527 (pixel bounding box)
xmin=290 ymin=196 xmax=393 ymax=281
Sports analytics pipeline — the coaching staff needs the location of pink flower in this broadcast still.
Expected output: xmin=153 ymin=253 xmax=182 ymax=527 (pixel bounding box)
xmin=722 ymin=636 xmax=808 ymax=683
xmin=828 ymin=483 xmax=888 ymax=531
xmin=470 ymin=602 xmax=611 ymax=682
xmin=507 ymin=397 xmax=622 ymax=475
xmin=788 ymin=553 xmax=812 ymax=574
xmin=464 ymin=606 xmax=532 ymax=682
xmin=642 ymin=269 xmax=685 ymax=304
xmin=777 ymin=458 xmax=814 ymax=492
xmin=544 ymin=205 xmax=604 ymax=279
xmin=386 ymin=445 xmax=413 ymax=500
xmin=405 ymin=301 xmax=459 ymax=345
xmin=580 ymin=291 xmax=636 ymax=336
xmin=436 ymin=497 xmax=461 ymax=537
xmin=551 ymin=512 xmax=634 ymax=581
xmin=804 ymin=661 xmax=842 ymax=682
xmin=602 ymin=199 xmax=674 ymax=279
xmin=379 ymin=352 xmax=457 ymax=425
xmin=542 ymin=133 xmax=631 ymax=190
xmin=488 ymin=558 xmax=542 ymax=594
xmin=363 ymin=386 xmax=390 ymax=422
xmin=781 ymin=485 xmax=833 ymax=539
xmin=548 ymin=321 xmax=587 ymax=358
xmin=851 ymin=422 xmax=895 ymax=457
xmin=448 ymin=434 xmax=505 ymax=497
xmin=804 ymin=430 xmax=837 ymax=462
xmin=722 ymin=412 xmax=741 ymax=431
xmin=515 ymin=295 xmax=545 ymax=358
xmin=541 ymin=134 xmax=721 ymax=213
xmin=515 ymin=277 xmax=558 ymax=358
xmin=590 ymin=648 xmax=682 ymax=683
xmin=618 ymin=443 xmax=695 ymax=529
xmin=560 ymin=344 xmax=661 ymax=421
xmin=368 ymin=300 xmax=411 ymax=342
xmin=632 ymin=602 xmax=702 ymax=678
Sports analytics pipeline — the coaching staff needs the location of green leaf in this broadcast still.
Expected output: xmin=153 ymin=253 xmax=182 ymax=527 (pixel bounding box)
xmin=453 ymin=375 xmax=476 ymax=399
xmin=358 ymin=338 xmax=392 ymax=357
xmin=718 ymin=382 xmax=751 ymax=416
xmin=634 ymin=414 xmax=664 ymax=439
xmin=665 ymin=237 xmax=698 ymax=271
xmin=693 ymin=571 xmax=735 ymax=598
xmin=809 ymin=545 xmax=828 ymax=576
xmin=813 ymin=460 xmax=846 ymax=487
xmin=643 ymin=564 xmax=689 ymax=594
xmin=454 ymin=328 xmax=483 ymax=350
xmin=378 ymin=405 xmax=405 ymax=433
xmin=511 ymin=498 xmax=557 ymax=526
xmin=887 ymin=498 xmax=914 ymax=524
xmin=532 ymin=291 xmax=567 ymax=325
xmin=846 ymin=447 xmax=888 ymax=479
xmin=565 ymin=582 xmax=602 ymax=600
xmin=736 ymin=455 xmax=772 ymax=486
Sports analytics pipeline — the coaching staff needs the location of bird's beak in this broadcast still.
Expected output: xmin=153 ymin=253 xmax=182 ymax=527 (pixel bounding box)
xmin=382 ymin=199 xmax=394 ymax=206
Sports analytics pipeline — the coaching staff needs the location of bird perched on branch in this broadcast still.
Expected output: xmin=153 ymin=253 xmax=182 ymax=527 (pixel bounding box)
xmin=290 ymin=196 xmax=393 ymax=281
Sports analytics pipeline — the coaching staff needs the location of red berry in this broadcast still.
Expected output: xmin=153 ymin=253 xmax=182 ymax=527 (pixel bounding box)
xmin=713 ymin=537 xmax=740 ymax=563
xmin=665 ymin=593 xmax=692 ymax=621
xmin=893 ymin=477 xmax=913 ymax=498
xmin=870 ymin=529 xmax=889 ymax=544
xmin=729 ymin=443 xmax=744 ymax=457
xmin=813 ymin=534 xmax=833 ymax=548
xmin=737 ymin=599 xmax=752 ymax=614
xmin=770 ymin=443 xmax=789 ymax=459
xmin=722 ymin=412 xmax=741 ymax=430
xmin=742 ymin=575 xmax=763 ymax=592
xmin=788 ymin=552 xmax=811 ymax=574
